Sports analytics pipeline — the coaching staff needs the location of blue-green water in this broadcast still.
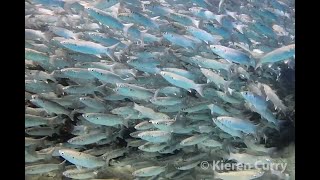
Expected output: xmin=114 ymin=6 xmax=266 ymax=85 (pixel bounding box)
xmin=25 ymin=0 xmax=295 ymax=179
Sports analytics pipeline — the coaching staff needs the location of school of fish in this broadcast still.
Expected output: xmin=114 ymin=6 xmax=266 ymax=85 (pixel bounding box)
xmin=25 ymin=0 xmax=295 ymax=179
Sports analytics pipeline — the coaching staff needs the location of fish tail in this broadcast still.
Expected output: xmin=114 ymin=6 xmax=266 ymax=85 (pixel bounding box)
xmin=69 ymin=110 xmax=79 ymax=121
xmin=255 ymin=58 xmax=262 ymax=70
xmin=153 ymin=89 xmax=160 ymax=99
xmin=122 ymin=118 xmax=129 ymax=128
xmin=193 ymin=19 xmax=200 ymax=28
xmin=44 ymin=147 xmax=55 ymax=160
xmin=48 ymin=72 xmax=58 ymax=83
xmin=275 ymin=120 xmax=287 ymax=132
xmin=105 ymin=43 xmax=120 ymax=61
xmin=123 ymin=23 xmax=134 ymax=37
xmin=95 ymin=84 xmax=108 ymax=95
xmin=39 ymin=136 xmax=48 ymax=147
xmin=59 ymin=160 xmax=67 ymax=170
xmin=49 ymin=116 xmax=63 ymax=125
xmin=224 ymin=81 xmax=232 ymax=93
xmin=195 ymin=84 xmax=207 ymax=97
xmin=43 ymin=31 xmax=53 ymax=42
xmin=228 ymin=64 xmax=237 ymax=79
xmin=124 ymin=77 xmax=136 ymax=83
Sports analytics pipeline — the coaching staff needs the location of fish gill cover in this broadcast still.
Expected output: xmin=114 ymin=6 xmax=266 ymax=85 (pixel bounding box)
xmin=25 ymin=0 xmax=295 ymax=179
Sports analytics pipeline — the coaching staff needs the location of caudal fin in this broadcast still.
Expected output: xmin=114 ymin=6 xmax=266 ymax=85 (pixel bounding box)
xmin=105 ymin=43 xmax=120 ymax=61
xmin=224 ymin=81 xmax=232 ymax=93
xmin=255 ymin=60 xmax=262 ymax=70
xmin=59 ymin=160 xmax=66 ymax=170
xmin=69 ymin=110 xmax=79 ymax=121
xmin=122 ymin=119 xmax=129 ymax=128
xmin=123 ymin=23 xmax=134 ymax=36
xmin=195 ymin=84 xmax=207 ymax=97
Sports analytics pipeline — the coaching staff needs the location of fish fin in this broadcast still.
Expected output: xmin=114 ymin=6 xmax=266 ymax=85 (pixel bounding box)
xmin=141 ymin=29 xmax=148 ymax=34
xmin=129 ymin=68 xmax=138 ymax=77
xmin=122 ymin=119 xmax=129 ymax=128
xmin=95 ymin=84 xmax=108 ymax=95
xmin=106 ymin=43 xmax=120 ymax=61
xmin=193 ymin=19 xmax=200 ymax=28
xmin=76 ymin=165 xmax=83 ymax=170
xmin=69 ymin=110 xmax=79 ymax=121
xmin=224 ymin=81 xmax=232 ymax=93
xmin=195 ymin=84 xmax=207 ymax=97
xmin=120 ymin=40 xmax=132 ymax=47
xmin=124 ymin=77 xmax=136 ymax=83
xmin=43 ymin=148 xmax=55 ymax=160
xmin=95 ymin=54 xmax=102 ymax=58
xmin=132 ymin=103 xmax=139 ymax=110
xmin=49 ymin=116 xmax=63 ymax=125
xmin=255 ymin=60 xmax=262 ymax=70
xmin=123 ymin=23 xmax=134 ymax=36
xmin=105 ymin=157 xmax=111 ymax=167
xmin=151 ymin=16 xmax=160 ymax=21
xmin=48 ymin=55 xmax=56 ymax=65
xmin=108 ymin=2 xmax=121 ymax=17
xmin=37 ymin=136 xmax=47 ymax=147
xmin=59 ymin=160 xmax=67 ymax=170
xmin=207 ymin=104 xmax=214 ymax=112
xmin=73 ymin=32 xmax=83 ymax=40
xmin=43 ymin=31 xmax=53 ymax=42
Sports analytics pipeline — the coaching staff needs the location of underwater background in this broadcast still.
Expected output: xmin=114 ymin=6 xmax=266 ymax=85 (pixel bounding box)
xmin=25 ymin=0 xmax=295 ymax=179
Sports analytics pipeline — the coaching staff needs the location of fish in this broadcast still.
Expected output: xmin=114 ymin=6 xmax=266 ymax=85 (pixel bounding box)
xmin=60 ymin=39 xmax=118 ymax=60
xmin=216 ymin=116 xmax=257 ymax=134
xmin=62 ymin=168 xmax=99 ymax=179
xmin=210 ymin=45 xmax=255 ymax=67
xmin=30 ymin=95 xmax=76 ymax=120
xmin=260 ymin=83 xmax=287 ymax=111
xmin=163 ymin=32 xmax=200 ymax=50
xmin=200 ymin=68 xmax=232 ymax=91
xmin=137 ymin=130 xmax=172 ymax=143
xmin=25 ymin=160 xmax=65 ymax=175
xmin=160 ymin=71 xmax=206 ymax=97
xmin=25 ymin=0 xmax=295 ymax=179
xmin=25 ymin=114 xmax=62 ymax=127
xmin=214 ymin=169 xmax=265 ymax=180
xmin=67 ymin=131 xmax=110 ymax=145
xmin=132 ymin=166 xmax=166 ymax=177
xmin=180 ymin=134 xmax=209 ymax=146
xmin=133 ymin=103 xmax=170 ymax=119
xmin=25 ymin=48 xmax=49 ymax=62
xmin=59 ymin=149 xmax=105 ymax=168
xmin=135 ymin=121 xmax=155 ymax=131
xmin=82 ymin=113 xmax=129 ymax=128
xmin=256 ymin=44 xmax=295 ymax=69
xmin=25 ymin=136 xmax=47 ymax=147
xmin=138 ymin=142 xmax=167 ymax=152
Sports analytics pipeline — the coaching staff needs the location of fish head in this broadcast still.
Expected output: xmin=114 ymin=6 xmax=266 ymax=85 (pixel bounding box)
xmin=79 ymin=97 xmax=90 ymax=102
xmin=82 ymin=113 xmax=92 ymax=119
xmin=88 ymin=68 xmax=104 ymax=77
xmin=240 ymin=91 xmax=251 ymax=100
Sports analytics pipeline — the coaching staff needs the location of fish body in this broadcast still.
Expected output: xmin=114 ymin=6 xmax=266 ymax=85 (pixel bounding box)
xmin=160 ymin=71 xmax=206 ymax=97
xmin=59 ymin=149 xmax=105 ymax=168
